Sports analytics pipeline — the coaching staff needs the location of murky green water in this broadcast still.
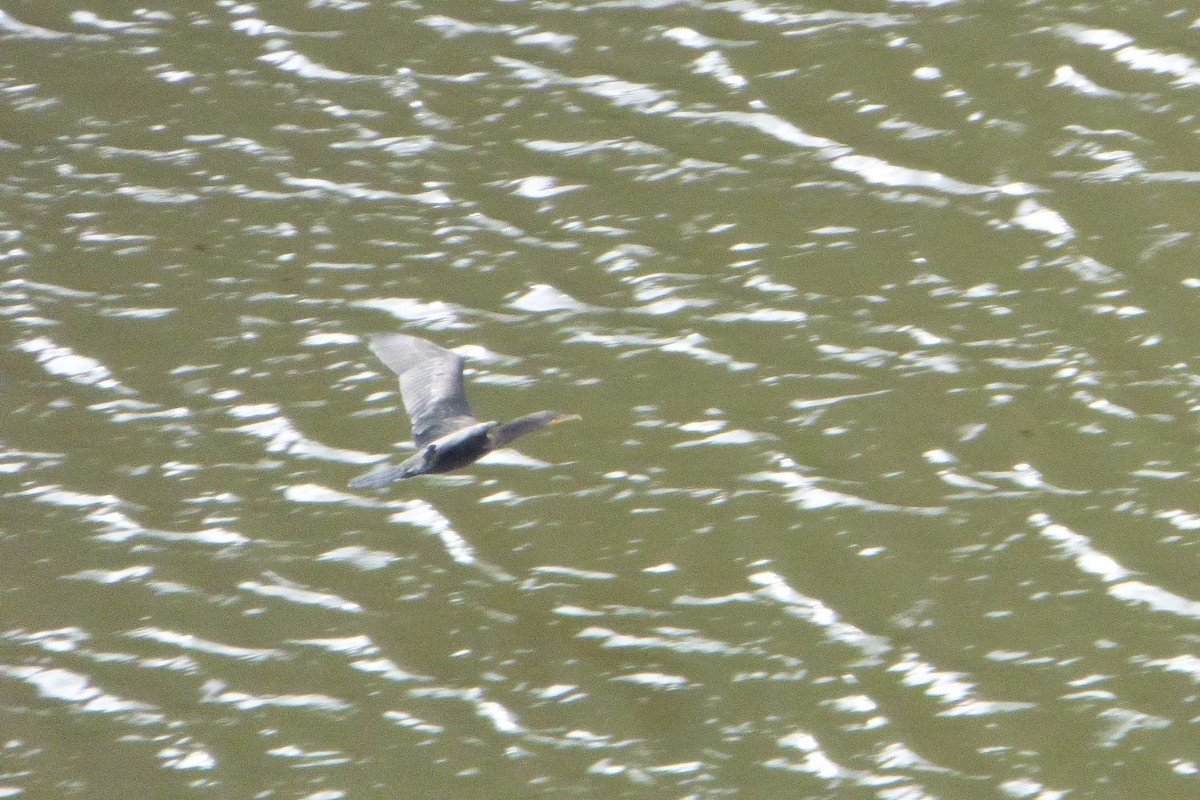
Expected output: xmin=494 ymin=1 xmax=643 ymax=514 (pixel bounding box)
xmin=3 ymin=1 xmax=1200 ymax=797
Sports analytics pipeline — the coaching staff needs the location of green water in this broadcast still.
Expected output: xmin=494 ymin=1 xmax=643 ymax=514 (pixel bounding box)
xmin=3 ymin=1 xmax=1200 ymax=798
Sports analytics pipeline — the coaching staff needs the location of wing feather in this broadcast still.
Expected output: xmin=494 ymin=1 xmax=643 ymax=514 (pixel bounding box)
xmin=366 ymin=333 xmax=479 ymax=447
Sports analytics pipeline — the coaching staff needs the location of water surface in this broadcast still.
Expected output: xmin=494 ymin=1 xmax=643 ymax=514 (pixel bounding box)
xmin=3 ymin=1 xmax=1200 ymax=798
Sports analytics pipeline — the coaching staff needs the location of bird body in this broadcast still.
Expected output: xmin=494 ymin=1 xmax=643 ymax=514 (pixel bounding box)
xmin=350 ymin=334 xmax=578 ymax=488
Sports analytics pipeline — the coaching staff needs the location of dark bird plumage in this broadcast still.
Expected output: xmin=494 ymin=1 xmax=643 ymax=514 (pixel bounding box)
xmin=350 ymin=333 xmax=579 ymax=488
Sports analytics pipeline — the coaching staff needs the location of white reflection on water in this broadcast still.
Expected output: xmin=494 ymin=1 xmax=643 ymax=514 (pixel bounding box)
xmin=317 ymin=545 xmax=401 ymax=571
xmin=159 ymin=747 xmax=217 ymax=771
xmin=288 ymin=635 xmax=375 ymax=655
xmin=507 ymin=283 xmax=594 ymax=313
xmin=1055 ymin=24 xmax=1200 ymax=87
xmin=999 ymin=777 xmax=1068 ymax=800
xmin=1009 ymin=199 xmax=1075 ymax=241
xmin=4 ymin=627 xmax=90 ymax=654
xmin=874 ymin=741 xmax=949 ymax=774
xmin=749 ymin=571 xmax=891 ymax=663
xmin=16 ymin=336 xmax=129 ymax=392
xmin=1032 ymin=513 xmax=1200 ymax=620
xmin=389 ymin=499 xmax=516 ymax=582
xmin=257 ymin=48 xmax=363 ymax=82
xmin=239 ymin=574 xmax=364 ymax=614
xmin=476 ymin=448 xmax=551 ymax=468
xmin=771 ymin=730 xmax=899 ymax=786
xmin=302 ymin=332 xmax=359 ymax=347
xmin=90 ymin=509 xmax=250 ymax=546
xmin=351 ymin=658 xmax=427 ymax=683
xmin=280 ymin=176 xmax=453 ymax=206
xmin=1032 ymin=513 xmax=1133 ymax=582
xmin=0 ymin=665 xmax=154 ymax=713
xmin=791 ymin=389 xmax=893 ymax=411
xmin=64 ymin=565 xmax=153 ymax=584
xmin=691 ymin=49 xmax=748 ymax=91
xmin=1106 ymin=582 xmax=1200 ymax=620
xmin=710 ymin=308 xmax=808 ymax=323
xmin=283 ymin=483 xmax=383 ymax=506
xmin=575 ymin=624 xmax=799 ymax=677
xmin=383 ymin=710 xmax=444 ymax=734
xmin=200 ymin=679 xmax=350 ymax=712
xmin=1137 ymin=654 xmax=1200 ymax=682
xmin=408 ymin=686 xmax=525 ymax=734
xmin=89 ymin=399 xmax=190 ymax=423
xmin=889 ymin=652 xmax=1035 ymax=718
xmin=0 ymin=8 xmax=72 ymax=39
xmin=629 ymin=295 xmax=716 ymax=316
xmin=972 ymin=463 xmax=1086 ymax=496
xmin=531 ymin=566 xmax=616 ymax=581
xmin=673 ymin=428 xmax=773 ymax=448
xmin=567 ymin=330 xmax=756 ymax=371
xmin=229 ymin=410 xmax=379 ymax=463
xmin=27 ymin=486 xmax=121 ymax=507
xmin=506 ymin=176 xmax=585 ymax=199
xmin=0 ymin=446 xmax=63 ymax=474
xmin=833 ymin=153 xmax=1012 ymax=197
xmin=611 ymin=672 xmax=689 ymax=689
xmin=1095 ymin=708 xmax=1171 ymax=748
xmin=126 ymin=627 xmax=287 ymax=662
xmin=266 ymin=744 xmax=352 ymax=769
xmin=349 ymin=296 xmax=466 ymax=326
xmin=288 ymin=635 xmax=429 ymax=683
xmin=747 ymin=470 xmax=948 ymax=515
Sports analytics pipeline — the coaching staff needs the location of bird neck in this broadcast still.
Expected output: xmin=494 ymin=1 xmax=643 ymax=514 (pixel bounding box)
xmin=490 ymin=412 xmax=558 ymax=448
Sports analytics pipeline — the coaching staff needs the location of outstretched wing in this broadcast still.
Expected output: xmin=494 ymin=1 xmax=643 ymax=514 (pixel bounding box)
xmin=366 ymin=333 xmax=480 ymax=447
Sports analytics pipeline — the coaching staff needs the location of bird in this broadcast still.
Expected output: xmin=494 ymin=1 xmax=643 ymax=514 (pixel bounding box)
xmin=349 ymin=333 xmax=580 ymax=488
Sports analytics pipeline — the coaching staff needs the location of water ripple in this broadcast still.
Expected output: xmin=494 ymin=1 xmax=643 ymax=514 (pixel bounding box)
xmin=239 ymin=574 xmax=364 ymax=614
xmin=126 ymin=627 xmax=287 ymax=663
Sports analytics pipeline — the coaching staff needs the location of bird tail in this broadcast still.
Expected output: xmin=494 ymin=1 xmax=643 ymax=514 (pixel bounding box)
xmin=349 ymin=453 xmax=424 ymax=489
xmin=349 ymin=464 xmax=407 ymax=489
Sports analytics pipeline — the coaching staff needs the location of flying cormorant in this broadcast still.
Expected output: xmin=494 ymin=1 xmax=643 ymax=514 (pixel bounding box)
xmin=350 ymin=333 xmax=579 ymax=488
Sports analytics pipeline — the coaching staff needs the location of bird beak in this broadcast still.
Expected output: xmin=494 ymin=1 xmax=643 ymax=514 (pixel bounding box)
xmin=552 ymin=413 xmax=582 ymax=424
